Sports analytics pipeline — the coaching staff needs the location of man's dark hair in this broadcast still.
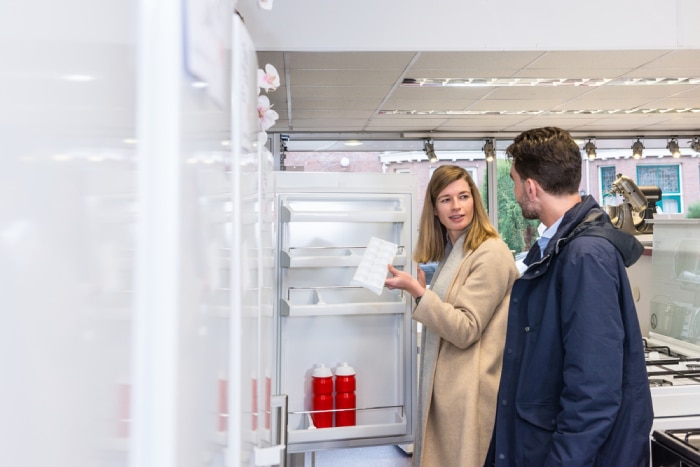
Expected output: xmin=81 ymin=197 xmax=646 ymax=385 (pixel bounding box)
xmin=506 ymin=127 xmax=582 ymax=195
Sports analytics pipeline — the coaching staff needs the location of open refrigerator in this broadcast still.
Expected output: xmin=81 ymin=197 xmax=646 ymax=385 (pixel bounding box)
xmin=271 ymin=171 xmax=418 ymax=457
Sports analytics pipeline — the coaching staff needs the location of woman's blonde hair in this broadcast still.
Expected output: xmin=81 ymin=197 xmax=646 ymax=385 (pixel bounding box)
xmin=413 ymin=165 xmax=499 ymax=264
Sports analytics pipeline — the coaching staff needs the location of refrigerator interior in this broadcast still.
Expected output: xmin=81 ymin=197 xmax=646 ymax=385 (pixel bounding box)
xmin=275 ymin=172 xmax=418 ymax=452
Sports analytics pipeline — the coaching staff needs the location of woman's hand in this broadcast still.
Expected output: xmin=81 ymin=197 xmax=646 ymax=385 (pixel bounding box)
xmin=417 ymin=265 xmax=426 ymax=289
xmin=385 ymin=264 xmax=425 ymax=299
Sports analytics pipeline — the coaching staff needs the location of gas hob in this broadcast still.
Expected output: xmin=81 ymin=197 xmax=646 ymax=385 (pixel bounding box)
xmin=645 ymin=341 xmax=700 ymax=387
xmin=645 ymin=335 xmax=700 ymax=431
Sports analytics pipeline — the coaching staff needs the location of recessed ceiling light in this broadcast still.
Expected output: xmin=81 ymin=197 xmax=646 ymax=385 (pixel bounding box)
xmin=63 ymin=74 xmax=95 ymax=82
xmin=343 ymin=140 xmax=363 ymax=147
xmin=51 ymin=153 xmax=72 ymax=161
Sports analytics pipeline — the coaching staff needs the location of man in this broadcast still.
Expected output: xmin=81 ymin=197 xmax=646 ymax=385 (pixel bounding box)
xmin=486 ymin=127 xmax=653 ymax=466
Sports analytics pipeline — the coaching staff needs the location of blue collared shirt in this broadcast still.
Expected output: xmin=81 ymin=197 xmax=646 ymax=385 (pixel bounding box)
xmin=537 ymin=217 xmax=563 ymax=258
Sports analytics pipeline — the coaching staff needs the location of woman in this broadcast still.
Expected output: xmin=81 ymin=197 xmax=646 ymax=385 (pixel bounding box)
xmin=385 ymin=165 xmax=518 ymax=467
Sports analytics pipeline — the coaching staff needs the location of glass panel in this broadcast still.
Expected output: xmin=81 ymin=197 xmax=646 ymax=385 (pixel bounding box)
xmin=637 ymin=165 xmax=681 ymax=193
xmin=600 ymin=166 xmax=617 ymax=205
xmin=491 ymin=159 xmax=539 ymax=257
xmin=661 ymin=196 xmax=681 ymax=214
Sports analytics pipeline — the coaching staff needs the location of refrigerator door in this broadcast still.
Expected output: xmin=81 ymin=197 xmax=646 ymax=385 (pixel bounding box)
xmin=274 ymin=172 xmax=417 ymax=453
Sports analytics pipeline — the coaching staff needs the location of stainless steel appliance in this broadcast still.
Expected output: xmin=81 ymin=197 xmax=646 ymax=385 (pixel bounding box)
xmin=651 ymin=429 xmax=700 ymax=466
xmin=606 ymin=173 xmax=661 ymax=235
xmin=272 ymin=172 xmax=418 ymax=457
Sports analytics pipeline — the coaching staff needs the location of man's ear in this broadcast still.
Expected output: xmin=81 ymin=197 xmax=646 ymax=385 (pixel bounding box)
xmin=524 ymin=178 xmax=540 ymax=201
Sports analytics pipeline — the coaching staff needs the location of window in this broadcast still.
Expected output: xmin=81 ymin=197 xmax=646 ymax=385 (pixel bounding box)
xmin=637 ymin=165 xmax=682 ymax=213
xmin=600 ymin=166 xmax=617 ymax=206
xmin=495 ymin=159 xmax=538 ymax=255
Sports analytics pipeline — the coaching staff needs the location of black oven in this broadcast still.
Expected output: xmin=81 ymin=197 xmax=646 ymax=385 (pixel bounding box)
xmin=652 ymin=429 xmax=700 ymax=467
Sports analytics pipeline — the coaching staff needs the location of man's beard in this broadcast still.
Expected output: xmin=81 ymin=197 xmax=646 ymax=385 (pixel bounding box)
xmin=518 ymin=199 xmax=539 ymax=220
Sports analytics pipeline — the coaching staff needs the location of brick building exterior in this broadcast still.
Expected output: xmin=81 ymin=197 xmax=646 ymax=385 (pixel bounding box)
xmin=282 ymin=151 xmax=700 ymax=218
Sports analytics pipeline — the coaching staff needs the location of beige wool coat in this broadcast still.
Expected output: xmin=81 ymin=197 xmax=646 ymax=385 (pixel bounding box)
xmin=412 ymin=237 xmax=518 ymax=467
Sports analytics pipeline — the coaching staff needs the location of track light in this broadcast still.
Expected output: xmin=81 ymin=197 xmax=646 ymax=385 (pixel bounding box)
xmin=690 ymin=137 xmax=700 ymax=154
xmin=424 ymin=139 xmax=438 ymax=163
xmin=583 ymin=139 xmax=597 ymax=161
xmin=483 ymin=138 xmax=495 ymax=162
xmin=667 ymin=138 xmax=681 ymax=158
xmin=631 ymin=138 xmax=645 ymax=159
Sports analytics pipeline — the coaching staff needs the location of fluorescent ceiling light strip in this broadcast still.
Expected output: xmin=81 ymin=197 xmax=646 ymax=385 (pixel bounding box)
xmin=401 ymin=77 xmax=700 ymax=87
xmin=379 ymin=108 xmax=700 ymax=116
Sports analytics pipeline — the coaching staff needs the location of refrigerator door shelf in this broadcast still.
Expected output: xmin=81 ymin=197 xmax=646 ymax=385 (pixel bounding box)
xmin=287 ymin=408 xmax=407 ymax=445
xmin=280 ymin=247 xmax=407 ymax=269
xmin=281 ymin=287 xmax=407 ymax=317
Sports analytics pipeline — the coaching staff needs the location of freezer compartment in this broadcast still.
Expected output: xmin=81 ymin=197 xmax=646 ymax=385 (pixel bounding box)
xmin=281 ymin=287 xmax=406 ymax=316
xmin=278 ymin=193 xmax=412 ymax=258
xmin=287 ymin=406 xmax=407 ymax=444
xmin=280 ymin=246 xmax=408 ymax=269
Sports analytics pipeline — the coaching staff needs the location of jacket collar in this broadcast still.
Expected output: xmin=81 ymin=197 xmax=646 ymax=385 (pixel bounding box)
xmin=522 ymin=195 xmax=644 ymax=275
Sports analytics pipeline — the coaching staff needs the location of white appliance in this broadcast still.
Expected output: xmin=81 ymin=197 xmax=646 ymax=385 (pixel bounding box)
xmin=271 ymin=171 xmax=418 ymax=458
xmin=644 ymin=220 xmax=700 ymax=431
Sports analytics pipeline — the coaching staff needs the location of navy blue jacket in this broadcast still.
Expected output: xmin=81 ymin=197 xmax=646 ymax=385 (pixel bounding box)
xmin=486 ymin=196 xmax=653 ymax=466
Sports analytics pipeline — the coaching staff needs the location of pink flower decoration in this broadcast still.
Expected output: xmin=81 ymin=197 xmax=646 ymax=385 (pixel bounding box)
xmin=257 ymin=64 xmax=280 ymax=92
xmin=257 ymin=95 xmax=279 ymax=131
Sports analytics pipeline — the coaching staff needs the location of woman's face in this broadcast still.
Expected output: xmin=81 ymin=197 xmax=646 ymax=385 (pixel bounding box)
xmin=434 ymin=178 xmax=474 ymax=244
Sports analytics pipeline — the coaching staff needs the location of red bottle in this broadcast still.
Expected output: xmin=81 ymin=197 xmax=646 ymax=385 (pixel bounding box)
xmin=311 ymin=364 xmax=333 ymax=428
xmin=334 ymin=362 xmax=356 ymax=427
